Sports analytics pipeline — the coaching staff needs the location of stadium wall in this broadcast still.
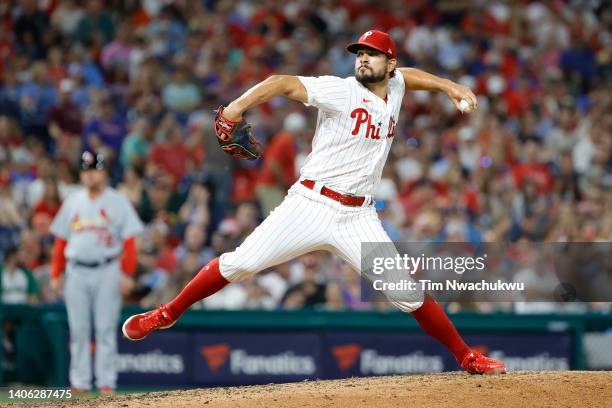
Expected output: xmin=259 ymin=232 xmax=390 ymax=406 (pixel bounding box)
xmin=1 ymin=305 xmax=610 ymax=388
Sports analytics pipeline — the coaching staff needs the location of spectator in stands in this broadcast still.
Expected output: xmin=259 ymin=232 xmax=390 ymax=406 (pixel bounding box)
xmin=209 ymin=228 xmax=237 ymax=260
xmin=117 ymin=166 xmax=144 ymax=208
xmin=32 ymin=179 xmax=61 ymax=220
xmin=46 ymin=47 xmax=67 ymax=86
xmin=148 ymin=217 xmax=178 ymax=276
xmin=100 ymin=23 xmax=133 ymax=72
xmin=14 ymin=0 xmax=49 ymax=60
xmin=120 ymin=117 xmax=153 ymax=169
xmin=281 ymin=257 xmax=327 ymax=309
xmin=65 ymin=47 xmax=104 ymax=91
xmin=17 ymin=227 xmax=43 ymax=271
xmin=72 ymin=0 xmax=116 ymax=47
xmin=281 ymin=288 xmax=307 ymax=309
xmin=131 ymin=242 xmax=169 ymax=307
xmin=322 ymin=281 xmax=346 ymax=311
xmin=147 ymin=121 xmax=189 ymax=187
xmin=0 ymin=115 xmax=22 ymax=149
xmin=51 ymin=0 xmax=84 ymax=37
xmin=218 ymin=202 xmax=259 ymax=244
xmin=162 ymin=66 xmax=201 ymax=115
xmin=146 ymin=5 xmax=187 ymax=57
xmin=554 ymin=151 xmax=581 ymax=202
xmin=138 ymin=171 xmax=184 ymax=224
xmin=258 ymin=262 xmax=293 ymax=306
xmin=19 ymin=61 xmax=57 ymax=146
xmin=48 ymin=79 xmax=83 ymax=162
xmin=0 ymin=173 xmax=24 ymax=249
xmin=25 ymin=156 xmax=53 ymax=208
xmin=174 ymin=223 xmax=213 ymax=267
xmin=177 ymin=180 xmax=210 ymax=231
xmin=0 ymin=27 xmax=16 ymax=74
xmin=242 ymin=279 xmax=276 ymax=310
xmin=9 ymin=147 xmax=35 ymax=211
xmin=55 ymin=159 xmax=80 ymax=199
xmin=255 ymin=112 xmax=306 ymax=216
xmin=0 ymin=68 xmax=21 ymax=118
xmin=1 ymin=246 xmax=39 ymax=304
xmin=337 ymin=263 xmax=370 ymax=310
xmin=83 ymin=95 xmax=127 ymax=161
xmin=32 ymin=241 xmax=60 ymax=304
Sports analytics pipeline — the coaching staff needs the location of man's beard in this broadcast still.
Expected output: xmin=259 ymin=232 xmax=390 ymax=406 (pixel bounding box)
xmin=355 ymin=66 xmax=387 ymax=85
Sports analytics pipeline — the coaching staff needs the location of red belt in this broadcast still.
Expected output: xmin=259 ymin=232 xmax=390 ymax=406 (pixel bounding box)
xmin=300 ymin=179 xmax=366 ymax=207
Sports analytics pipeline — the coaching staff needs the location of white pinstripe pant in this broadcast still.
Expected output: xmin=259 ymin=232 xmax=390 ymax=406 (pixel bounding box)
xmin=220 ymin=181 xmax=424 ymax=312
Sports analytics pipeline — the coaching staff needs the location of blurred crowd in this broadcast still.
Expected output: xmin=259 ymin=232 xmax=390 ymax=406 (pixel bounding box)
xmin=0 ymin=0 xmax=610 ymax=313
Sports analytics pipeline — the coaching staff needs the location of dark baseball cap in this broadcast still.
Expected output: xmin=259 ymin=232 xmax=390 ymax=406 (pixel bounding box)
xmin=346 ymin=29 xmax=397 ymax=59
xmin=80 ymin=150 xmax=105 ymax=171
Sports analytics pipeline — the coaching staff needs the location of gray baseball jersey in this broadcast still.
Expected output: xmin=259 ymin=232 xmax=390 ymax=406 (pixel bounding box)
xmin=50 ymin=187 xmax=144 ymax=262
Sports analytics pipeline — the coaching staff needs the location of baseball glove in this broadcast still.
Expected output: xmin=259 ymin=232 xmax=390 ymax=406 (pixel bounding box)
xmin=214 ymin=106 xmax=262 ymax=160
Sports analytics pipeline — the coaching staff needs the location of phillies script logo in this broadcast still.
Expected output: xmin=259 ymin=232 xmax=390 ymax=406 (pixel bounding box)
xmin=200 ymin=343 xmax=231 ymax=373
xmin=350 ymin=108 xmax=397 ymax=139
xmin=331 ymin=344 xmax=362 ymax=371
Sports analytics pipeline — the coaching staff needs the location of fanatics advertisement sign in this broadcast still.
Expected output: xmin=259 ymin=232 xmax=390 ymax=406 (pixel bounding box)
xmin=323 ymin=332 xmax=572 ymax=377
xmin=324 ymin=332 xmax=449 ymax=377
xmin=193 ymin=332 xmax=321 ymax=385
xmin=117 ymin=332 xmax=192 ymax=386
xmin=114 ymin=330 xmax=572 ymax=387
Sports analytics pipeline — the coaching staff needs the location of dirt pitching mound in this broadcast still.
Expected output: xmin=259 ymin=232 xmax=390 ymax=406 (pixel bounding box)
xmin=31 ymin=371 xmax=612 ymax=408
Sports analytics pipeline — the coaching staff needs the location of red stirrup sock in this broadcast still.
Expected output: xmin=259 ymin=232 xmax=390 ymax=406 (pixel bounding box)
xmin=165 ymin=257 xmax=229 ymax=319
xmin=411 ymin=293 xmax=471 ymax=362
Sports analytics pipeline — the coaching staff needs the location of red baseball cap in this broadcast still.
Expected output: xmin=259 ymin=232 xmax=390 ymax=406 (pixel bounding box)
xmin=346 ymin=29 xmax=397 ymax=59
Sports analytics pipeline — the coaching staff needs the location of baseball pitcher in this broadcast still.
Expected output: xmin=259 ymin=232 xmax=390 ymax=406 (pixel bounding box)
xmin=123 ymin=30 xmax=505 ymax=374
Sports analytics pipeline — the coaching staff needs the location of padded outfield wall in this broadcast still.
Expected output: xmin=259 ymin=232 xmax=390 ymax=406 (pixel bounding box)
xmin=1 ymin=305 xmax=610 ymax=387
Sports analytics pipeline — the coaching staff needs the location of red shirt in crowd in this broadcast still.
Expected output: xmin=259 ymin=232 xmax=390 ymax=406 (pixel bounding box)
xmin=33 ymin=200 xmax=61 ymax=219
xmin=149 ymin=142 xmax=189 ymax=186
xmin=512 ymin=162 xmax=554 ymax=193
xmin=257 ymin=131 xmax=296 ymax=188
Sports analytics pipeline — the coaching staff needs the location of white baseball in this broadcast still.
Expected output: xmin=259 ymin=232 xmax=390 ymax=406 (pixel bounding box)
xmin=459 ymin=99 xmax=471 ymax=113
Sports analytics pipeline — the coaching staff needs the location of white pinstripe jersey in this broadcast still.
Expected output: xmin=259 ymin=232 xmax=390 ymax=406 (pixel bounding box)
xmin=297 ymin=71 xmax=404 ymax=196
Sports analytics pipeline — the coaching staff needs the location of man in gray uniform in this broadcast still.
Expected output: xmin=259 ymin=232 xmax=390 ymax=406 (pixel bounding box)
xmin=50 ymin=151 xmax=144 ymax=393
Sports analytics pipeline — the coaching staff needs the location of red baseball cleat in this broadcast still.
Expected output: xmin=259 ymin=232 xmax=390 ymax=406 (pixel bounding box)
xmin=122 ymin=304 xmax=176 ymax=341
xmin=460 ymin=350 xmax=506 ymax=374
xmin=99 ymin=387 xmax=115 ymax=395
